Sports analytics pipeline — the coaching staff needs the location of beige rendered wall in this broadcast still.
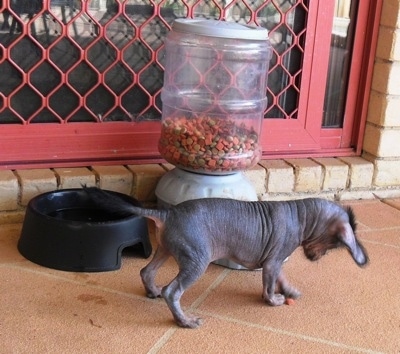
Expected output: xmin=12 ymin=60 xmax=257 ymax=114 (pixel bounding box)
xmin=363 ymin=0 xmax=400 ymax=187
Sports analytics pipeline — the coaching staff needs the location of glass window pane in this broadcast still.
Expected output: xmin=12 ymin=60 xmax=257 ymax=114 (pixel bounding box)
xmin=322 ymin=0 xmax=357 ymax=127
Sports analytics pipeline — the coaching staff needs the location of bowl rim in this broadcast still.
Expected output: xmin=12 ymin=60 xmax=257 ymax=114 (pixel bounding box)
xmin=27 ymin=188 xmax=140 ymax=225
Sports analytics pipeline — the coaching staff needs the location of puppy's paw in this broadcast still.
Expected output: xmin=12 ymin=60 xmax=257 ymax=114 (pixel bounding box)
xmin=144 ymin=286 xmax=162 ymax=299
xmin=283 ymin=287 xmax=301 ymax=300
xmin=145 ymin=286 xmax=162 ymax=299
xmin=145 ymin=292 xmax=161 ymax=299
xmin=176 ymin=315 xmax=203 ymax=329
xmin=264 ymin=293 xmax=285 ymax=306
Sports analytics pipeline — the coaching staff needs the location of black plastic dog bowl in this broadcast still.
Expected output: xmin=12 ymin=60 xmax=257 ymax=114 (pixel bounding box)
xmin=18 ymin=189 xmax=152 ymax=272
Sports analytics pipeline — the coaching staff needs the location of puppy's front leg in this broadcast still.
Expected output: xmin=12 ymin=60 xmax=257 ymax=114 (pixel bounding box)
xmin=276 ymin=272 xmax=301 ymax=300
xmin=261 ymin=262 xmax=285 ymax=306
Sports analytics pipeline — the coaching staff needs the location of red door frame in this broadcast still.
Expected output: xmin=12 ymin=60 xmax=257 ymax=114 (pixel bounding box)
xmin=261 ymin=0 xmax=383 ymax=158
xmin=319 ymin=0 xmax=383 ymax=156
xmin=260 ymin=0 xmax=335 ymax=154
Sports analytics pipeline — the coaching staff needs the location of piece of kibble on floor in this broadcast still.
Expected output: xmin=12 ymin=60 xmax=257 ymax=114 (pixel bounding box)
xmin=285 ymin=298 xmax=295 ymax=305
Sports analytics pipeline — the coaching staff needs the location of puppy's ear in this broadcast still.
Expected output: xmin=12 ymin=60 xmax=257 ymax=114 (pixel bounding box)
xmin=338 ymin=223 xmax=369 ymax=267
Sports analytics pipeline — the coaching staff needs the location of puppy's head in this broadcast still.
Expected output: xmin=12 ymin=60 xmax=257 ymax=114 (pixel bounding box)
xmin=302 ymin=207 xmax=369 ymax=267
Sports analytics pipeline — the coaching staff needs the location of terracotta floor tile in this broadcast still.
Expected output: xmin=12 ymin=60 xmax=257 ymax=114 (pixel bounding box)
xmin=344 ymin=200 xmax=400 ymax=229
xmin=0 ymin=266 xmax=172 ymax=354
xmin=382 ymin=198 xmax=400 ymax=211
xmin=157 ymin=316 xmax=359 ymax=353
xmin=1 ymin=199 xmax=399 ymax=353
xmin=362 ymin=228 xmax=400 ymax=248
xmin=196 ymin=245 xmax=400 ymax=353
xmin=0 ymin=223 xmax=25 ymax=263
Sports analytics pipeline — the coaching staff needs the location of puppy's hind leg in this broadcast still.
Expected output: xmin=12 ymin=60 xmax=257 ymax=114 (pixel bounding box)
xmin=140 ymin=246 xmax=170 ymax=298
xmin=162 ymin=259 xmax=209 ymax=328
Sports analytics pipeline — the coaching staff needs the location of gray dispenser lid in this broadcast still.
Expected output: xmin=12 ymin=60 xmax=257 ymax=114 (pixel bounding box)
xmin=172 ymin=18 xmax=269 ymax=41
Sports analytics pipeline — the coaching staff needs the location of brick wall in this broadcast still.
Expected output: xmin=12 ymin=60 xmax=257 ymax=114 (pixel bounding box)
xmin=362 ymin=0 xmax=400 ymax=187
xmin=1 ymin=156 xmax=400 ymax=224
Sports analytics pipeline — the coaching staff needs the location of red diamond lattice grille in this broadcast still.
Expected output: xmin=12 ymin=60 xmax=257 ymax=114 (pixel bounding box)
xmin=0 ymin=0 xmax=308 ymax=124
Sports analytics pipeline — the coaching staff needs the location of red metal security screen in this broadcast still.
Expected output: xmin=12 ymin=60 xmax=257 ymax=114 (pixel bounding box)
xmin=0 ymin=0 xmax=381 ymax=168
xmin=0 ymin=1 xmax=307 ymax=121
xmin=0 ymin=0 xmax=169 ymax=123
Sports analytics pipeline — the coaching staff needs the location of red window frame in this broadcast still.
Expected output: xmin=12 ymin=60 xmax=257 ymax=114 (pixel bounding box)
xmin=260 ymin=0 xmax=382 ymax=157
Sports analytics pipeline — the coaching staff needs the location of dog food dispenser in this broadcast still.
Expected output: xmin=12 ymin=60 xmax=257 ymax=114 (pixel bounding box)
xmin=158 ymin=18 xmax=271 ymax=175
xmin=156 ymin=19 xmax=271 ymax=269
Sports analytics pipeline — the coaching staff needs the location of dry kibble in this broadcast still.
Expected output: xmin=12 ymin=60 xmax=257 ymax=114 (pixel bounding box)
xmin=159 ymin=116 xmax=260 ymax=174
xmin=285 ymin=298 xmax=295 ymax=306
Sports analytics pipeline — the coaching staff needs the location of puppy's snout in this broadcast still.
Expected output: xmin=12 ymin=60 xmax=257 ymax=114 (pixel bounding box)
xmin=350 ymin=246 xmax=369 ymax=267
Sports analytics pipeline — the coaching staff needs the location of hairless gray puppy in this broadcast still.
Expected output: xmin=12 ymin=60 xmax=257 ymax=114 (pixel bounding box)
xmin=85 ymin=187 xmax=369 ymax=328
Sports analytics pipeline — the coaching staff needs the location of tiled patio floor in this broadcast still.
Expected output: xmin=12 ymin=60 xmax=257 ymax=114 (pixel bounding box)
xmin=1 ymin=199 xmax=399 ymax=353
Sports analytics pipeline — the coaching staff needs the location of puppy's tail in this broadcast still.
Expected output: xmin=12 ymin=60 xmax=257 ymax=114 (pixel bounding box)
xmin=83 ymin=186 xmax=168 ymax=225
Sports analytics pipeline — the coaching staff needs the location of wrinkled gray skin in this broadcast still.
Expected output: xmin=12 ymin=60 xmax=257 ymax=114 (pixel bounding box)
xmin=85 ymin=188 xmax=369 ymax=329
